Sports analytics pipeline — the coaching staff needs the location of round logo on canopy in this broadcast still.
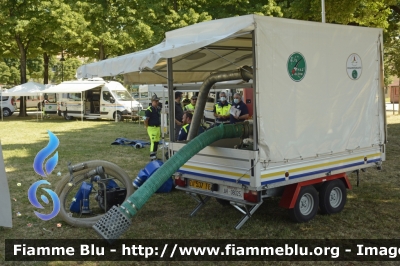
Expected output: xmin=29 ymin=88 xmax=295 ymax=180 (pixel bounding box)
xmin=287 ymin=52 xmax=306 ymax=82
xmin=346 ymin=53 xmax=362 ymax=80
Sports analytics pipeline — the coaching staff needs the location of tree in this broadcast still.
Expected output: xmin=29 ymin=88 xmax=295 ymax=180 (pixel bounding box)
xmin=34 ymin=1 xmax=87 ymax=85
xmin=0 ymin=62 xmax=12 ymax=85
xmin=384 ymin=1 xmax=400 ymax=78
xmin=0 ymin=0 xmax=88 ymax=115
xmin=0 ymin=0 xmax=44 ymax=115
xmin=52 ymin=57 xmax=84 ymax=83
xmin=27 ymin=58 xmax=44 ymax=81
xmin=185 ymin=0 xmax=283 ymax=19
xmin=67 ymin=0 xmax=155 ymax=60
xmin=275 ymin=0 xmax=400 ymax=85
xmin=1 ymin=59 xmax=20 ymax=85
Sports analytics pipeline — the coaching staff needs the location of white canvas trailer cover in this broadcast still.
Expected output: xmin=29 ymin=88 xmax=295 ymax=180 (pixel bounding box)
xmin=77 ymin=14 xmax=385 ymax=167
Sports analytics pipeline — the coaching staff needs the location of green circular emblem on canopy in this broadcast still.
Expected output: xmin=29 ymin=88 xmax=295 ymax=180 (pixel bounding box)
xmin=287 ymin=52 xmax=307 ymax=82
xmin=346 ymin=53 xmax=362 ymax=80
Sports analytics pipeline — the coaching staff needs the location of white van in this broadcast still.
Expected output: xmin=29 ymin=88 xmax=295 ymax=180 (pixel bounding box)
xmin=137 ymin=85 xmax=169 ymax=109
xmin=0 ymin=94 xmax=16 ymax=117
xmin=16 ymin=93 xmax=59 ymax=113
xmin=15 ymin=95 xmax=42 ymax=110
xmin=56 ymin=78 xmax=142 ymax=121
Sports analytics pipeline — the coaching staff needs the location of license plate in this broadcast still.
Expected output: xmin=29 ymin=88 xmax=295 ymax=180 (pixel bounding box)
xmin=222 ymin=186 xmax=243 ymax=198
xmin=189 ymin=180 xmax=211 ymax=190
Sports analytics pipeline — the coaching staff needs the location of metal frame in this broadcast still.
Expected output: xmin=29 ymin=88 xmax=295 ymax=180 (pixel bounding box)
xmin=178 ymin=188 xmax=263 ymax=230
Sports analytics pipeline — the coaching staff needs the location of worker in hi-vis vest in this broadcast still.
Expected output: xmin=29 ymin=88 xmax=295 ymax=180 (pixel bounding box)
xmin=184 ymin=95 xmax=197 ymax=112
xmin=144 ymin=95 xmax=161 ymax=160
xmin=213 ymin=91 xmax=231 ymax=125
xmin=177 ymin=111 xmax=204 ymax=141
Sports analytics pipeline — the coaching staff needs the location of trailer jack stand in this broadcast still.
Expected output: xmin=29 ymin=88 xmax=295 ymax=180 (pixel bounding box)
xmin=231 ymin=201 xmax=263 ymax=230
xmin=187 ymin=192 xmax=211 ymax=217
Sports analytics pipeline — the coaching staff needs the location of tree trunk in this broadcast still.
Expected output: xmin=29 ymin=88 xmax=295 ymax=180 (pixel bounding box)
xmin=99 ymin=44 xmax=106 ymax=60
xmin=16 ymin=35 xmax=28 ymax=116
xmin=43 ymin=52 xmax=49 ymax=84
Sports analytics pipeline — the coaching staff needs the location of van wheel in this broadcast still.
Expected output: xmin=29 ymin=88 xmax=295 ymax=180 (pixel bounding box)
xmin=289 ymin=186 xmax=319 ymax=223
xmin=114 ymin=112 xmax=122 ymax=122
xmin=64 ymin=112 xmax=72 ymax=120
xmin=2 ymin=108 xmax=11 ymax=117
xmin=319 ymin=179 xmax=346 ymax=215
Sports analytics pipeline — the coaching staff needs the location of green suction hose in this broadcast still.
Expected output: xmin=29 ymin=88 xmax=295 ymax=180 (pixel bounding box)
xmin=92 ymin=123 xmax=247 ymax=241
xmin=121 ymin=123 xmax=245 ymax=216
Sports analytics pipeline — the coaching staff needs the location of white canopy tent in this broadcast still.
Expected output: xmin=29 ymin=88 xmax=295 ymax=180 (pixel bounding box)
xmin=4 ymin=82 xmax=46 ymax=95
xmin=1 ymin=82 xmax=48 ymax=121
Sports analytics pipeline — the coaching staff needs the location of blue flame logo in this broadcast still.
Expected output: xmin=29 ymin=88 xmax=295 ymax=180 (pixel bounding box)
xmin=29 ymin=130 xmax=60 ymax=221
xmin=28 ymin=180 xmax=60 ymax=221
xmin=33 ymin=130 xmax=59 ymax=178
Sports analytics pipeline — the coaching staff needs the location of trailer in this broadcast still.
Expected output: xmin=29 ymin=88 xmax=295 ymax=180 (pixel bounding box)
xmin=76 ymin=15 xmax=386 ymax=238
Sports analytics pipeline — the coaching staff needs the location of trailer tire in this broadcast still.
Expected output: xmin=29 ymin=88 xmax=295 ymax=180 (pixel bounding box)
xmin=215 ymin=198 xmax=230 ymax=206
xmin=55 ymin=160 xmax=134 ymax=228
xmin=289 ymin=186 xmax=319 ymax=223
xmin=319 ymin=179 xmax=346 ymax=215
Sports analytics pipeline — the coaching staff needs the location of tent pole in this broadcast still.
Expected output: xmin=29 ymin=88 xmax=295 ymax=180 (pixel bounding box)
xmin=1 ymin=92 xmax=3 ymax=121
xmin=38 ymin=93 xmax=40 ymax=122
xmin=161 ymin=87 xmax=165 ymax=162
xmin=81 ymin=93 xmax=83 ymax=122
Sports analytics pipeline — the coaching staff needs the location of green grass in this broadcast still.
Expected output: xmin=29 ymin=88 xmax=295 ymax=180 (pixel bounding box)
xmin=1 ymin=113 xmax=400 ymax=265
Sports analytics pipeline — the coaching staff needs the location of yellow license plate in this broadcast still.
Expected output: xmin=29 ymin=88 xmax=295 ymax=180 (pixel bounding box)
xmin=189 ymin=180 xmax=211 ymax=190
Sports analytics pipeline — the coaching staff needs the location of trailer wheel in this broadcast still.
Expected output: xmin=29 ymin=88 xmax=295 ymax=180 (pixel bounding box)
xmin=289 ymin=186 xmax=319 ymax=223
xmin=319 ymin=179 xmax=346 ymax=214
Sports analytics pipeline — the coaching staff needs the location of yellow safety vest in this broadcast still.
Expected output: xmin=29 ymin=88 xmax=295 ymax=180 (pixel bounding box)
xmin=215 ymin=103 xmax=231 ymax=116
xmin=182 ymin=124 xmax=190 ymax=133
xmin=185 ymin=103 xmax=195 ymax=111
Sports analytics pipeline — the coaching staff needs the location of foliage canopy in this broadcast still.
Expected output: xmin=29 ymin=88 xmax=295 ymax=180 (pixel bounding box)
xmin=0 ymin=0 xmax=399 ymax=89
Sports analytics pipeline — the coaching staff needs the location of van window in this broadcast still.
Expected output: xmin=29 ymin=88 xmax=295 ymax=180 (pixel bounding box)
xmin=66 ymin=93 xmax=81 ymax=101
xmin=140 ymin=92 xmax=148 ymax=98
xmin=1 ymin=96 xmax=9 ymax=101
xmin=112 ymin=90 xmax=133 ymax=101
xmin=44 ymin=93 xmax=57 ymax=103
xmin=103 ymin=91 xmax=111 ymax=102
